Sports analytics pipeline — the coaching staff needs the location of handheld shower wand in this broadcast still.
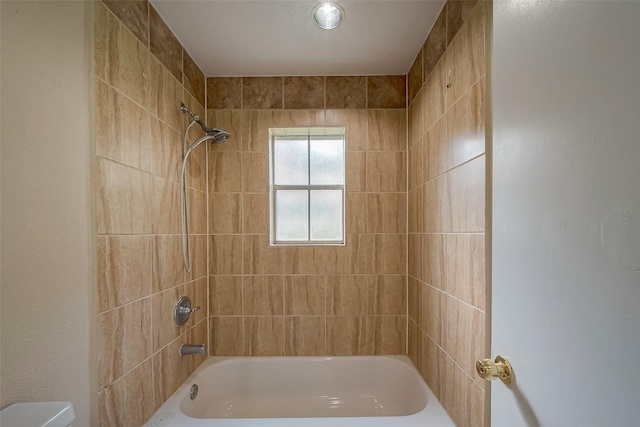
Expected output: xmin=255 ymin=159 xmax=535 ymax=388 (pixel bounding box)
xmin=179 ymin=103 xmax=231 ymax=272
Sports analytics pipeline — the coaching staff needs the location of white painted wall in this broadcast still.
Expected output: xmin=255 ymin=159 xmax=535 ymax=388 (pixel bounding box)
xmin=0 ymin=2 xmax=95 ymax=425
xmin=492 ymin=1 xmax=640 ymax=425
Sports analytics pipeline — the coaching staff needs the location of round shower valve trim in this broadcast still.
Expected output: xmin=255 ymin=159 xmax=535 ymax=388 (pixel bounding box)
xmin=173 ymin=296 xmax=200 ymax=327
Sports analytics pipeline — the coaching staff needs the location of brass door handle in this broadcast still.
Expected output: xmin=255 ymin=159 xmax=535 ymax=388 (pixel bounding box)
xmin=475 ymin=355 xmax=513 ymax=385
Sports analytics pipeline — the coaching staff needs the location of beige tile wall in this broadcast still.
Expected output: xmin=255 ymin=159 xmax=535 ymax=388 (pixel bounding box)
xmin=94 ymin=1 xmax=207 ymax=425
xmin=207 ymin=75 xmax=408 ymax=357
xmin=407 ymin=2 xmax=488 ymax=427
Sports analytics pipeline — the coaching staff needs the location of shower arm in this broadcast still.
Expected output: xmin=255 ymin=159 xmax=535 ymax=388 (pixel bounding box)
xmin=180 ymin=102 xmax=200 ymax=122
xmin=181 ymin=103 xmax=210 ymax=133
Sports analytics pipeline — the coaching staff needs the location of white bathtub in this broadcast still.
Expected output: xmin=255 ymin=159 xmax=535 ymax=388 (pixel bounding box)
xmin=145 ymin=356 xmax=455 ymax=427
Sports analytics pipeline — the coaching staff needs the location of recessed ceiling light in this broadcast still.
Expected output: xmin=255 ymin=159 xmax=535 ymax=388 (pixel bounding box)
xmin=312 ymin=1 xmax=344 ymax=30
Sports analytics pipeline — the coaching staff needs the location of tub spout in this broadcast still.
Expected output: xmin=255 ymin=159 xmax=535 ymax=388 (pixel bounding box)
xmin=180 ymin=343 xmax=206 ymax=356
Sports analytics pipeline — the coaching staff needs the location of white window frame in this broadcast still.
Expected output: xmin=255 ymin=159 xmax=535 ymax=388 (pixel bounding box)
xmin=269 ymin=127 xmax=346 ymax=246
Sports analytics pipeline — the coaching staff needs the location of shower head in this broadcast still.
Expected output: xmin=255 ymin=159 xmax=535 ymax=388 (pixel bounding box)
xmin=180 ymin=102 xmax=230 ymax=144
xmin=206 ymin=128 xmax=230 ymax=144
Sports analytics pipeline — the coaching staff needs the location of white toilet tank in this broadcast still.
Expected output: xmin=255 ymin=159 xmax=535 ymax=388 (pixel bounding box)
xmin=0 ymin=402 xmax=75 ymax=427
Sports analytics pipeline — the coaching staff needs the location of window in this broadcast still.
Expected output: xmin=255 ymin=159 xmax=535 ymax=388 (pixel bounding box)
xmin=269 ymin=127 xmax=346 ymax=245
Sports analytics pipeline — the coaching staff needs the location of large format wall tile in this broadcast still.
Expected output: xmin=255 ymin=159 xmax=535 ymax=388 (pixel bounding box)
xmin=149 ymin=5 xmax=183 ymax=81
xmin=327 ymin=275 xmax=368 ymax=316
xmin=367 ymin=75 xmax=406 ymax=109
xmin=243 ymin=235 xmax=284 ymax=275
xmin=367 ymin=316 xmax=406 ymax=354
xmin=185 ymin=279 xmax=208 ymax=327
xmin=408 ymin=188 xmax=423 ymax=234
xmin=285 ymin=275 xmax=325 ymax=315
xmin=366 ymin=152 xmax=407 ymax=192
xmin=326 ymin=316 xmax=367 ymax=356
xmin=346 ymin=152 xmax=366 ymax=192
xmin=152 ymin=235 xmax=183 ymax=293
xmin=95 ymin=2 xmax=150 ymax=108
xmin=444 ymin=295 xmax=485 ymax=383
xmin=244 ymin=316 xmax=285 ymax=356
xmin=243 ymin=77 xmax=283 ymax=109
xmin=207 ymin=109 xmax=243 ymax=150
xmin=408 ymin=234 xmax=423 ymax=282
xmin=446 ymin=2 xmax=485 ymax=107
xmin=209 ymin=151 xmax=242 ymax=193
xmin=447 ymin=78 xmax=485 ymax=170
xmin=424 ymin=116 xmax=447 ymax=181
xmin=209 ymin=276 xmax=242 ymax=316
xmin=96 ymin=79 xmax=151 ymax=171
xmin=447 ymin=0 xmax=480 ymax=46
xmin=326 ymin=109 xmax=366 ymax=151
xmin=151 ymin=286 xmax=184 ymax=352
xmin=97 ymin=235 xmax=152 ymax=312
xmin=282 ymin=246 xmax=328 ymax=275
xmin=98 ymin=299 xmax=152 ymax=389
xmin=446 ymin=155 xmax=485 ymax=232
xmin=186 ymin=234 xmax=208 ymax=282
xmin=150 ymin=117 xmax=181 ymax=182
xmin=409 ymin=138 xmax=423 ymax=190
xmin=207 ymin=78 xmax=242 ymax=109
xmin=367 ymin=109 xmax=407 ymax=151
xmin=373 ymin=234 xmax=406 ymax=274
xmin=152 ymin=335 xmax=191 ymax=406
xmin=209 ymin=193 xmax=242 ymax=234
xmin=326 ymin=76 xmax=366 ymax=109
xmin=98 ymin=360 xmax=155 ymax=427
xmin=209 ymin=235 xmax=243 ymax=275
xmin=150 ymin=57 xmax=183 ymax=132
xmin=423 ymin=4 xmax=447 ymax=79
xmin=346 ymin=193 xmax=367 ymax=233
xmin=284 ymin=76 xmax=325 ymax=109
xmin=243 ymin=276 xmax=284 ymax=316
xmin=408 ymin=50 xmax=423 ymax=103
xmin=285 ymin=316 xmax=326 ymax=356
xmin=101 ymin=0 xmax=149 ymax=46
xmin=183 ymin=50 xmax=205 ymax=106
xmin=242 ymin=152 xmax=269 ymax=193
xmin=445 ymin=233 xmax=485 ymax=309
xmin=210 ymin=317 xmax=244 ymax=356
xmin=370 ymin=275 xmax=406 ymax=315
xmin=366 ymin=193 xmax=407 ymax=233
xmin=409 ymin=91 xmax=424 ymax=147
xmin=151 ymin=176 xmax=180 ymax=234
xmin=96 ymin=158 xmax=152 ymax=235
xmin=423 ymin=59 xmax=447 ymax=132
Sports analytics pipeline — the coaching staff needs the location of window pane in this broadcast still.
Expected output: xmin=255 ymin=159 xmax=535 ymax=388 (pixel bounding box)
xmin=276 ymin=190 xmax=309 ymax=241
xmin=309 ymin=137 xmax=344 ymax=185
xmin=274 ymin=138 xmax=308 ymax=185
xmin=310 ymin=190 xmax=343 ymax=241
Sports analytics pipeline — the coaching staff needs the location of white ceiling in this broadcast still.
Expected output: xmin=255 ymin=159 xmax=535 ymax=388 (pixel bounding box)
xmin=150 ymin=0 xmax=446 ymax=77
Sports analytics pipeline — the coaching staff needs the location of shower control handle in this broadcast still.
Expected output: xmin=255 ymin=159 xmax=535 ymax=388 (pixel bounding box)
xmin=178 ymin=305 xmax=200 ymax=315
xmin=173 ymin=296 xmax=199 ymax=327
